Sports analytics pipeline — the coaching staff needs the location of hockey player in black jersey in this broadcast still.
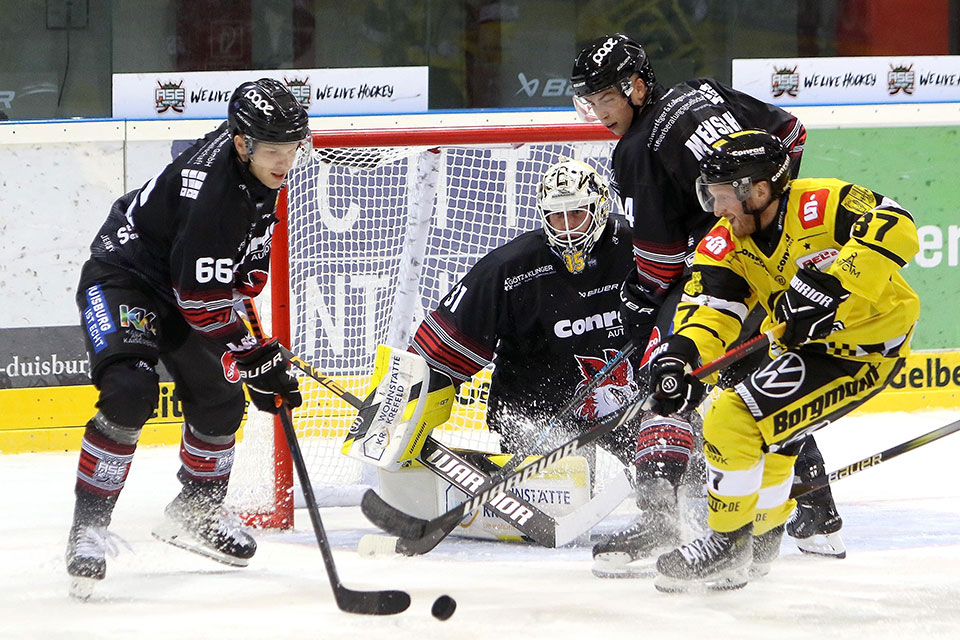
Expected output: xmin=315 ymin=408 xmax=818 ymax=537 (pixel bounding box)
xmin=645 ymin=130 xmax=918 ymax=591
xmin=65 ymin=78 xmax=309 ymax=599
xmin=411 ymin=160 xmax=700 ymax=571
xmin=570 ymin=34 xmax=845 ymax=564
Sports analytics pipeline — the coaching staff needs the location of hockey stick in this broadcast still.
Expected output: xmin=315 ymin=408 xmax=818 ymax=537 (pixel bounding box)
xmin=241 ymin=300 xmax=409 ymax=614
xmin=362 ymin=323 xmax=785 ymax=542
xmin=789 ymin=418 xmax=960 ymax=500
xmin=239 ymin=299 xmax=597 ymax=553
xmin=276 ymin=406 xmax=411 ymax=615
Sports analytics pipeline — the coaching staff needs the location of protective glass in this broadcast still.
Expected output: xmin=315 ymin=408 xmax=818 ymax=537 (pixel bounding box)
xmin=695 ymin=175 xmax=753 ymax=211
xmin=245 ymin=134 xmax=314 ymax=170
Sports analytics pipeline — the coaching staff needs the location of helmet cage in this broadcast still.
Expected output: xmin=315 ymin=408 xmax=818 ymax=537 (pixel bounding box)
xmin=537 ymin=160 xmax=611 ymax=272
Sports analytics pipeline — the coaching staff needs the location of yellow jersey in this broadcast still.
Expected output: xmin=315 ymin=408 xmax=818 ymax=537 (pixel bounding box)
xmin=675 ymin=177 xmax=920 ymax=376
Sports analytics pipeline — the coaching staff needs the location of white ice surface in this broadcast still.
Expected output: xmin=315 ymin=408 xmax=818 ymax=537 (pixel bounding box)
xmin=2 ymin=409 xmax=960 ymax=640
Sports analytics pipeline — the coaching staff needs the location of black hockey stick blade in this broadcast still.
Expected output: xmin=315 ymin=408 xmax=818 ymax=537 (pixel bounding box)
xmin=362 ymin=489 xmax=429 ymax=540
xmin=790 ymin=417 xmax=960 ymax=500
xmin=333 ymin=585 xmax=411 ymax=616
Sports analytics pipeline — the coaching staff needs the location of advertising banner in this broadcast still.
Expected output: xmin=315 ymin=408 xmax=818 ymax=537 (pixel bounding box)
xmin=112 ymin=67 xmax=428 ymax=119
xmin=733 ymin=55 xmax=960 ymax=106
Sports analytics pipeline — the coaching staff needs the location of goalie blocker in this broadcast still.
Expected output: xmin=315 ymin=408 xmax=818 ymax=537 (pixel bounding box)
xmin=342 ymin=345 xmax=456 ymax=471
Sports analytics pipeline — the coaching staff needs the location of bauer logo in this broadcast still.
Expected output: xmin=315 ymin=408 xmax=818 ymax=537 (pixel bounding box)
xmin=155 ymin=80 xmax=186 ymax=114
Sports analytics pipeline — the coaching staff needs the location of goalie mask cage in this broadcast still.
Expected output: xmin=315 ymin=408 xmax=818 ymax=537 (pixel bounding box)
xmin=228 ymin=122 xmax=619 ymax=529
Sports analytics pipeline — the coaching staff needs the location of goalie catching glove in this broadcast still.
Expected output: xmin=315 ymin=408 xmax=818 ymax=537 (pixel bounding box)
xmin=233 ymin=338 xmax=302 ymax=413
xmin=641 ymin=334 xmax=706 ymax=416
xmin=774 ymin=265 xmax=849 ymax=348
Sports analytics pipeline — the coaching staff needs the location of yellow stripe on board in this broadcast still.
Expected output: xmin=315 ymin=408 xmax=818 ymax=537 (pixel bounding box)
xmin=2 ymin=352 xmax=957 ymax=454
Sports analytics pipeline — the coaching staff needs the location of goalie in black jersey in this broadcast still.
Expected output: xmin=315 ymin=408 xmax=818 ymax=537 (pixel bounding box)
xmin=645 ymin=130 xmax=918 ymax=592
xmin=66 ymin=78 xmax=310 ymax=599
xmin=411 ymin=159 xmax=704 ymax=574
xmin=571 ymin=34 xmax=846 ymax=562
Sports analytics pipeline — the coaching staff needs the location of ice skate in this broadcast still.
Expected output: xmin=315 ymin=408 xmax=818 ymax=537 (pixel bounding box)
xmin=749 ymin=524 xmax=784 ymax=579
xmin=65 ymin=524 xmax=130 ymax=600
xmin=654 ymin=523 xmax=752 ymax=593
xmin=152 ymin=485 xmax=256 ymax=567
xmin=787 ymin=494 xmax=846 ymax=559
xmin=592 ymin=509 xmax=680 ymax=578
xmin=592 ymin=478 xmax=680 ymax=578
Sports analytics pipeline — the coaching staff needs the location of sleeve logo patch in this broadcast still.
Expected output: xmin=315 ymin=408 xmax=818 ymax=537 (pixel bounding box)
xmin=798 ymin=189 xmax=830 ymax=229
xmin=697 ymin=226 xmax=734 ymax=260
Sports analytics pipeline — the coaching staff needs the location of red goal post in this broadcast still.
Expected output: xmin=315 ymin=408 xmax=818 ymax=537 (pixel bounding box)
xmin=229 ymin=122 xmax=618 ymax=529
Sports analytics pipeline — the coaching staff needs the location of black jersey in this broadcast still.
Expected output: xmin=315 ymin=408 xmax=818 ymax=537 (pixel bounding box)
xmin=88 ymin=122 xmax=279 ymax=349
xmin=411 ymin=217 xmax=638 ymax=432
xmin=613 ymin=77 xmax=805 ymax=307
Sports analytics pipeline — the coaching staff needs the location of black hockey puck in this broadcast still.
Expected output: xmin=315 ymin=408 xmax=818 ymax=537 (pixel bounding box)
xmin=431 ymin=594 xmax=456 ymax=620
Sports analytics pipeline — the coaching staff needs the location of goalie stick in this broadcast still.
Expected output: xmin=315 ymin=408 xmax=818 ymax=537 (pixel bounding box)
xmin=242 ymin=299 xmax=409 ymax=615
xmin=243 ymin=298 xmax=631 ymax=556
xmin=240 ymin=299 xmax=620 ymax=554
xmin=789 ymin=417 xmax=960 ymax=500
xmin=362 ymin=323 xmax=785 ymax=543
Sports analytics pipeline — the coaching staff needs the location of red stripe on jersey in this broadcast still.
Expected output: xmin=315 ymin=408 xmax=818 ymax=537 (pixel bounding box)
xmin=413 ymin=317 xmax=485 ymax=381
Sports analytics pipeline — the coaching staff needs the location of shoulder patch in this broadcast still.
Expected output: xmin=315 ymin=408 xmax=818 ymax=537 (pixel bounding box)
xmin=840 ymin=184 xmax=878 ymax=215
xmin=697 ymin=226 xmax=735 ymax=261
xmin=798 ymin=188 xmax=830 ymax=229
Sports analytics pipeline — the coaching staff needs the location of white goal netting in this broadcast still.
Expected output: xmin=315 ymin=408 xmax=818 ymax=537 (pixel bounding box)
xmin=230 ymin=125 xmax=620 ymax=523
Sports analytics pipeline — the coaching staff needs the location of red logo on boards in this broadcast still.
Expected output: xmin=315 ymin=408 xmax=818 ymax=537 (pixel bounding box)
xmin=697 ymin=227 xmax=734 ymax=261
xmin=798 ymin=189 xmax=829 ymax=229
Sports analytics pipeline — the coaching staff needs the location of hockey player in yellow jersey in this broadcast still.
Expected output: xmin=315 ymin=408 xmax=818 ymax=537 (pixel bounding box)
xmin=642 ymin=130 xmax=920 ymax=592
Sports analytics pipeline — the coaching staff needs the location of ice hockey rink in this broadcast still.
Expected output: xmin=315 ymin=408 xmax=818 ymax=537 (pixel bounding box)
xmin=2 ymin=408 xmax=959 ymax=640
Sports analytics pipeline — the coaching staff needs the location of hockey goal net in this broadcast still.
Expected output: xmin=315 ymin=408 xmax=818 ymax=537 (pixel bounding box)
xmin=228 ymin=122 xmax=619 ymax=528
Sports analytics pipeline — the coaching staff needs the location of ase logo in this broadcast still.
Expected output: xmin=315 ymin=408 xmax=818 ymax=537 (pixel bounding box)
xmin=155 ymin=80 xmax=186 ymax=114
xmin=771 ymin=66 xmax=800 ymax=98
xmin=697 ymin=226 xmax=734 ymax=261
xmin=798 ymin=189 xmax=829 ymax=229
xmin=888 ymin=64 xmax=915 ymax=96
xmin=284 ymin=76 xmax=311 ymax=107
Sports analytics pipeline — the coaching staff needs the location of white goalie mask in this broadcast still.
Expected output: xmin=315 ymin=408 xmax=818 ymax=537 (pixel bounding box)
xmin=537 ymin=160 xmax=611 ymax=273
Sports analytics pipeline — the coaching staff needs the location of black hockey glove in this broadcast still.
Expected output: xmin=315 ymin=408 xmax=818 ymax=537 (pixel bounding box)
xmin=233 ymin=338 xmax=302 ymax=414
xmin=620 ymin=269 xmax=659 ymax=347
xmin=774 ymin=266 xmax=849 ymax=348
xmin=642 ymin=334 xmax=706 ymax=416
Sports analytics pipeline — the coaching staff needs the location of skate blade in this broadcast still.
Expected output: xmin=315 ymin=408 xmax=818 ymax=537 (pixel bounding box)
xmin=791 ymin=531 xmax=846 ymax=559
xmin=654 ymin=568 xmax=748 ymax=594
xmin=152 ymin=521 xmax=250 ymax=567
xmin=69 ymin=576 xmax=97 ymax=600
xmin=592 ymin=552 xmax=658 ymax=579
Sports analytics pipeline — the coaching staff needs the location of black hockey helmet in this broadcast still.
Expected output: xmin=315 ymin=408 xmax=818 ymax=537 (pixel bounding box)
xmin=571 ymin=34 xmax=656 ymax=98
xmin=228 ymin=78 xmax=310 ymax=144
xmin=696 ymin=130 xmax=791 ymax=210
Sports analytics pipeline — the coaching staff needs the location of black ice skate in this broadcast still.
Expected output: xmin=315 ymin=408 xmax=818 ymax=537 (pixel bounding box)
xmin=592 ymin=509 xmax=681 ymax=578
xmin=66 ymin=524 xmax=131 ymax=600
xmin=592 ymin=478 xmax=681 ymax=579
xmin=748 ymin=524 xmax=784 ymax=579
xmin=786 ymin=492 xmax=846 ymax=559
xmin=152 ymin=486 xmax=256 ymax=567
xmin=654 ymin=523 xmax=752 ymax=593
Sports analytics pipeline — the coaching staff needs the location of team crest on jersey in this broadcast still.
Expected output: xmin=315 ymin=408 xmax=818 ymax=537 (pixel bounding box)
xmin=573 ymin=349 xmax=639 ymax=420
xmin=798 ymin=189 xmax=829 ymax=229
xmin=698 ymin=227 xmax=734 ymax=261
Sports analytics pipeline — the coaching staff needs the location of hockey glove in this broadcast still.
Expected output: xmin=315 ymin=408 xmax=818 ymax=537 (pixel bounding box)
xmin=620 ymin=269 xmax=659 ymax=347
xmin=642 ymin=334 xmax=706 ymax=416
xmin=774 ymin=266 xmax=849 ymax=348
xmin=233 ymin=338 xmax=302 ymax=414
